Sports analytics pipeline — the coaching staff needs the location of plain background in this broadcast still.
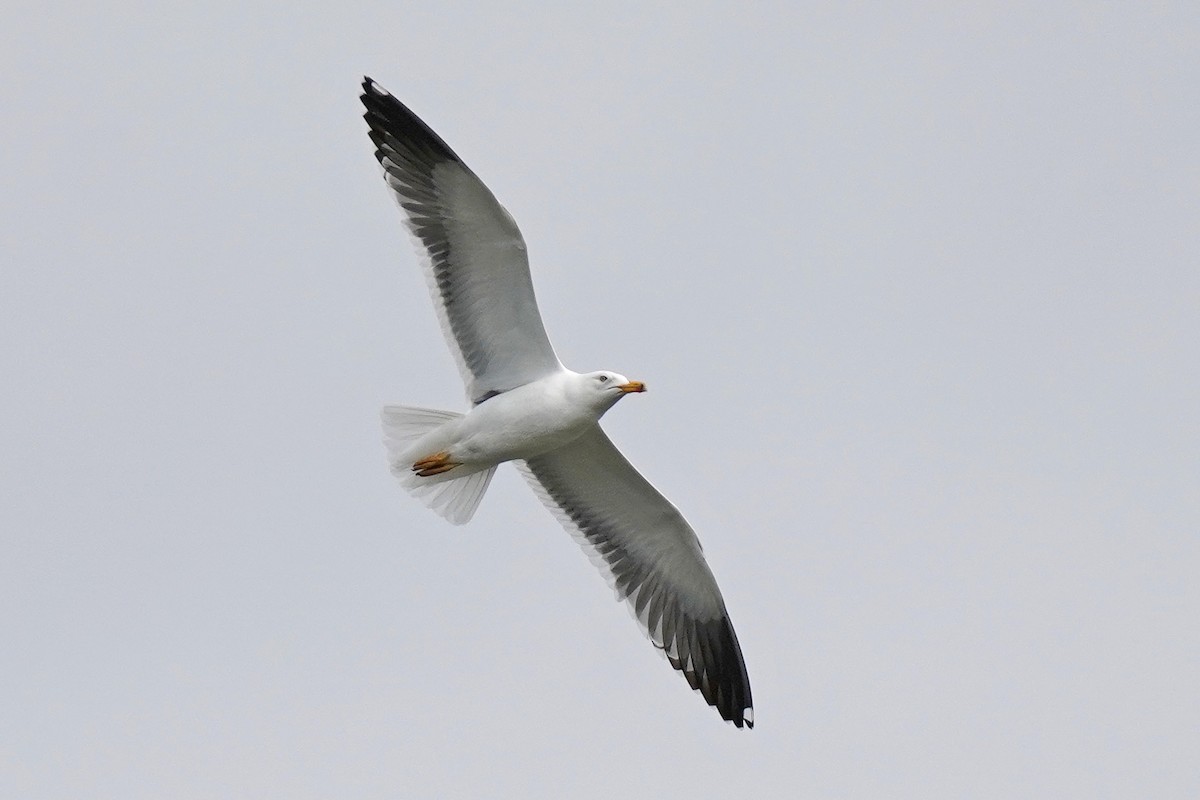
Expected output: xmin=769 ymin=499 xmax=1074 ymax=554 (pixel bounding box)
xmin=3 ymin=2 xmax=1197 ymax=797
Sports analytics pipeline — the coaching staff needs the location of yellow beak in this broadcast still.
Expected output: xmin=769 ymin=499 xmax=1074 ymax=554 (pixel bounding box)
xmin=617 ymin=381 xmax=646 ymax=394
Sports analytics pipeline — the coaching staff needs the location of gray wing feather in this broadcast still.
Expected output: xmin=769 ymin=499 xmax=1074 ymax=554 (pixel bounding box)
xmin=361 ymin=78 xmax=562 ymax=402
xmin=517 ymin=426 xmax=753 ymax=728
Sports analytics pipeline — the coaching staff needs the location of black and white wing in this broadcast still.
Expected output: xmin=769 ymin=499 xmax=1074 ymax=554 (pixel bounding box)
xmin=518 ymin=426 xmax=754 ymax=728
xmin=361 ymin=77 xmax=563 ymax=404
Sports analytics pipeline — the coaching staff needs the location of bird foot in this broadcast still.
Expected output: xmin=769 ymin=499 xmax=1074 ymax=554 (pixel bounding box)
xmin=412 ymin=451 xmax=461 ymax=477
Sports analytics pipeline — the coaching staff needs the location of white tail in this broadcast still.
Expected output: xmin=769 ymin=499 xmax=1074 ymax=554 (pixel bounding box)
xmin=380 ymin=405 xmax=496 ymax=525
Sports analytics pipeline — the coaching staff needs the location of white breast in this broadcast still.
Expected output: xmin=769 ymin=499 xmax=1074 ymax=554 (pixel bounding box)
xmin=452 ymin=372 xmax=599 ymax=464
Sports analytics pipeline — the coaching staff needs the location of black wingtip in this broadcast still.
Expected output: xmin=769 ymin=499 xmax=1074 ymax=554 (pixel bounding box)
xmin=359 ymin=77 xmax=462 ymax=166
xmin=699 ymin=613 xmax=754 ymax=730
xmin=361 ymin=75 xmax=386 ymax=97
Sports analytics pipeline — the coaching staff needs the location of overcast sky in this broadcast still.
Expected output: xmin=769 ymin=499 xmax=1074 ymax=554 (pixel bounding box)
xmin=3 ymin=2 xmax=1198 ymax=798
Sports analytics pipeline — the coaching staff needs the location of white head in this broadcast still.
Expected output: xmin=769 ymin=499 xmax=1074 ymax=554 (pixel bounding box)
xmin=572 ymin=370 xmax=646 ymax=413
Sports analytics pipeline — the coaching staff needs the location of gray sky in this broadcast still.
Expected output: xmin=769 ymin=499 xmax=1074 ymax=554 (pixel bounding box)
xmin=3 ymin=2 xmax=1198 ymax=797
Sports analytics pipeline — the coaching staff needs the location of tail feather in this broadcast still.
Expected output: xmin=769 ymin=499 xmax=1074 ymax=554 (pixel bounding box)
xmin=381 ymin=405 xmax=461 ymax=446
xmin=416 ymin=466 xmax=497 ymax=524
xmin=380 ymin=404 xmax=496 ymax=525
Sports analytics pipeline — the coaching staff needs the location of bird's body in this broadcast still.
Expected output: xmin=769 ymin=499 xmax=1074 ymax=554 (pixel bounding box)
xmin=362 ymin=77 xmax=754 ymax=728
xmin=392 ymin=370 xmax=641 ymax=477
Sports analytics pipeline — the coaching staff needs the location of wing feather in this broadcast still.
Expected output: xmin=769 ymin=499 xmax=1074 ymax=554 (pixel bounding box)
xmin=361 ymin=78 xmax=562 ymax=403
xmin=517 ymin=426 xmax=753 ymax=728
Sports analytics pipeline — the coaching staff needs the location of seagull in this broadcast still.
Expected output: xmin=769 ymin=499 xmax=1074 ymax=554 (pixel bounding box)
xmin=361 ymin=77 xmax=753 ymax=728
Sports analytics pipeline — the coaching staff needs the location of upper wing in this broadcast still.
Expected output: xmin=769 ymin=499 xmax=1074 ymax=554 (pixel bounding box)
xmin=361 ymin=77 xmax=562 ymax=403
xmin=517 ymin=426 xmax=754 ymax=728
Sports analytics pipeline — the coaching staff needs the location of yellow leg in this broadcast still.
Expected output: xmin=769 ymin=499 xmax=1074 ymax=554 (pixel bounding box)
xmin=411 ymin=451 xmax=461 ymax=477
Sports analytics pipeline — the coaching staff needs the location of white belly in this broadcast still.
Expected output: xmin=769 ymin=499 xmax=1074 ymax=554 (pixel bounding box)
xmin=453 ymin=379 xmax=595 ymax=464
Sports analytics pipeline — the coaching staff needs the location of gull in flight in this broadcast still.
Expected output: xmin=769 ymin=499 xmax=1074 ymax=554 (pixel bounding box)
xmin=361 ymin=77 xmax=753 ymax=728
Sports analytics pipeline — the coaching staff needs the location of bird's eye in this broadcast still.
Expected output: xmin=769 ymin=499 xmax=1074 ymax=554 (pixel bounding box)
xmin=597 ymin=375 xmax=609 ymax=382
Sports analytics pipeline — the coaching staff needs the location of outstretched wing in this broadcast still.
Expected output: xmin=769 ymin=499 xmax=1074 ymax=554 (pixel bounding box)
xmin=518 ymin=426 xmax=754 ymax=728
xmin=361 ymin=77 xmax=562 ymax=404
